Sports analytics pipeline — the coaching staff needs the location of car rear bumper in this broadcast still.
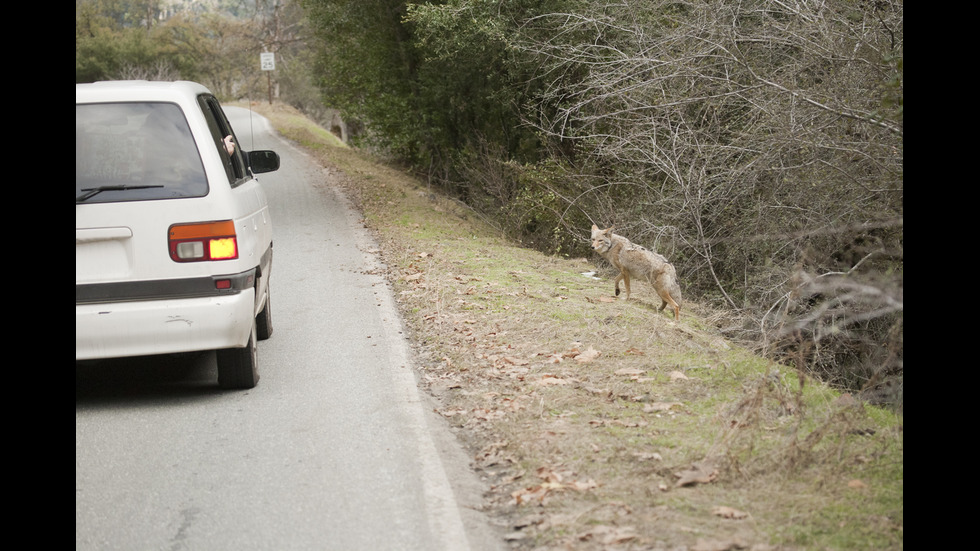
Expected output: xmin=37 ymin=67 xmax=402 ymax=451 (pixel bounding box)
xmin=75 ymin=287 xmax=255 ymax=361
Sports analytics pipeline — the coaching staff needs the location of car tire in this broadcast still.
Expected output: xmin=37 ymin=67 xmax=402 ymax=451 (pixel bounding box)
xmin=216 ymin=321 xmax=259 ymax=390
xmin=256 ymin=290 xmax=273 ymax=341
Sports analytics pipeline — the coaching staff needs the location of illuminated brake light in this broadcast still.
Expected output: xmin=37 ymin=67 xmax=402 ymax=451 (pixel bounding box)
xmin=209 ymin=238 xmax=238 ymax=260
xmin=168 ymin=221 xmax=239 ymax=262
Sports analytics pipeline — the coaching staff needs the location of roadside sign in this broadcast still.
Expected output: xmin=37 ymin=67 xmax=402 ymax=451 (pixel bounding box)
xmin=260 ymin=52 xmax=275 ymax=71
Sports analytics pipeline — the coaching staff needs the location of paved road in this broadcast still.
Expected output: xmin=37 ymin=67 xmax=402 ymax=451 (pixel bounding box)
xmin=76 ymin=107 xmax=501 ymax=551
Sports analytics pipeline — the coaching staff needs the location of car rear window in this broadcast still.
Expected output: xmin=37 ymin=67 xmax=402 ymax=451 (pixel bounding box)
xmin=76 ymin=102 xmax=209 ymax=203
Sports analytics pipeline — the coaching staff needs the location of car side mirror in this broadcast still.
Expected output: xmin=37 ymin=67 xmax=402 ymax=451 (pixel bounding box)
xmin=247 ymin=150 xmax=280 ymax=174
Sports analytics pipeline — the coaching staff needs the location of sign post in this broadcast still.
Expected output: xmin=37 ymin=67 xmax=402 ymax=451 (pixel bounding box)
xmin=260 ymin=52 xmax=275 ymax=104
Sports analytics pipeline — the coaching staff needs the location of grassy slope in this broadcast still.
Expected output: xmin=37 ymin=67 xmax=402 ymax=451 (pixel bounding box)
xmin=252 ymin=103 xmax=903 ymax=550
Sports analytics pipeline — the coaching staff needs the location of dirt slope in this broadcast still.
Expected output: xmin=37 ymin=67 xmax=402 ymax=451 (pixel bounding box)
xmin=251 ymin=102 xmax=904 ymax=551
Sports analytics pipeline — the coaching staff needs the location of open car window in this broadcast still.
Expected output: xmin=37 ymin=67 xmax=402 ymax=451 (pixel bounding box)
xmin=199 ymin=95 xmax=249 ymax=186
xmin=76 ymin=102 xmax=208 ymax=203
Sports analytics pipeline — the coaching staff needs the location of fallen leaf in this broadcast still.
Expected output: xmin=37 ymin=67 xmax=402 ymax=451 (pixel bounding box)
xmin=610 ymin=418 xmax=647 ymax=428
xmin=574 ymin=346 xmax=601 ymax=363
xmin=691 ymin=538 xmax=748 ymax=551
xmin=615 ymin=368 xmax=645 ymax=377
xmin=602 ymin=527 xmax=637 ymax=545
xmin=643 ymin=401 xmax=684 ymax=413
xmin=675 ymin=463 xmax=719 ymax=487
xmin=436 ymin=407 xmax=466 ymax=417
xmin=471 ymin=408 xmax=506 ymax=421
xmin=712 ymin=506 xmax=749 ymax=519
xmin=511 ymin=485 xmax=550 ymax=506
xmin=536 ymin=466 xmax=565 ymax=483
xmin=568 ymin=479 xmax=598 ymax=491
xmin=576 ymin=525 xmax=637 ymax=546
xmin=535 ymin=374 xmax=569 ymax=386
xmin=476 ymin=449 xmax=516 ymax=468
xmin=848 ymin=479 xmax=868 ymax=489
xmin=577 ymin=525 xmax=637 ymax=545
xmin=632 ymin=452 xmax=663 ymax=461
xmin=501 ymin=367 xmax=529 ymax=380
xmin=669 ymin=370 xmax=689 ymax=380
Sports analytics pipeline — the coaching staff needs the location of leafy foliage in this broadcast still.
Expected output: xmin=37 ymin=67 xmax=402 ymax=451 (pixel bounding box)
xmin=76 ymin=0 xmax=312 ymax=106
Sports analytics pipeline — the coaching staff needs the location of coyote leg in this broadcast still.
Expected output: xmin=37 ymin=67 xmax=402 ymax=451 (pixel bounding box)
xmin=619 ymin=272 xmax=631 ymax=300
xmin=655 ymin=277 xmax=680 ymax=319
xmin=661 ymin=293 xmax=680 ymax=319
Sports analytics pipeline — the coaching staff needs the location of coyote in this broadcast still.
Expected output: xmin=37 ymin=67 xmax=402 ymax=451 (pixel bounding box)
xmin=590 ymin=224 xmax=682 ymax=319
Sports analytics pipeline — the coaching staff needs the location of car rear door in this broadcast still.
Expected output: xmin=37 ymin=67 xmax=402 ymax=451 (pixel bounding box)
xmin=197 ymin=95 xmax=274 ymax=317
xmin=76 ymin=100 xmax=215 ymax=289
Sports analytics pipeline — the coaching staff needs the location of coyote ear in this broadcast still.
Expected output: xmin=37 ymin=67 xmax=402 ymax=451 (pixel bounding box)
xmin=591 ymin=224 xmax=599 ymax=231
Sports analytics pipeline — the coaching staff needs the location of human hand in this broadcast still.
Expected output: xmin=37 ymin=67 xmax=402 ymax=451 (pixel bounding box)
xmin=222 ymin=135 xmax=235 ymax=156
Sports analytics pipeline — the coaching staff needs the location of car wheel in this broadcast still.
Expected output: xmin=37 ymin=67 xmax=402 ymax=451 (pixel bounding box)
xmin=216 ymin=321 xmax=259 ymax=390
xmin=256 ymin=290 xmax=273 ymax=341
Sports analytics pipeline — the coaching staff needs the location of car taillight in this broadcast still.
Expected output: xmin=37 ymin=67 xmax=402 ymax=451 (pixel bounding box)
xmin=168 ymin=221 xmax=239 ymax=262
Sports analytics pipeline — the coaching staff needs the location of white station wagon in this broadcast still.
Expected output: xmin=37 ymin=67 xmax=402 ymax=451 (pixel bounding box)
xmin=76 ymin=80 xmax=280 ymax=389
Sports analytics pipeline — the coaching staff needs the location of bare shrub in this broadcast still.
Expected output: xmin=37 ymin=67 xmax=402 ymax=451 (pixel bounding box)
xmin=112 ymin=60 xmax=180 ymax=81
xmin=512 ymin=0 xmax=903 ymax=394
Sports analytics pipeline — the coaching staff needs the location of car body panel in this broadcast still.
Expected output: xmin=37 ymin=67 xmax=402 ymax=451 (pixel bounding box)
xmin=75 ymin=288 xmax=255 ymax=360
xmin=76 ymin=80 xmax=277 ymax=364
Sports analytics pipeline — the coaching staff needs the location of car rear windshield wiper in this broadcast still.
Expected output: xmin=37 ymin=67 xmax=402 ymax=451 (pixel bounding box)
xmin=76 ymin=185 xmax=165 ymax=203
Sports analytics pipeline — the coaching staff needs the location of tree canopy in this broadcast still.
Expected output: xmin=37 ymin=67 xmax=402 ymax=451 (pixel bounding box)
xmin=76 ymin=0 xmax=312 ymax=104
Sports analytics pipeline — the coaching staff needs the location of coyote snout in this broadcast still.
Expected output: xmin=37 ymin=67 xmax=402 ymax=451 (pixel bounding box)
xmin=590 ymin=224 xmax=682 ymax=319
